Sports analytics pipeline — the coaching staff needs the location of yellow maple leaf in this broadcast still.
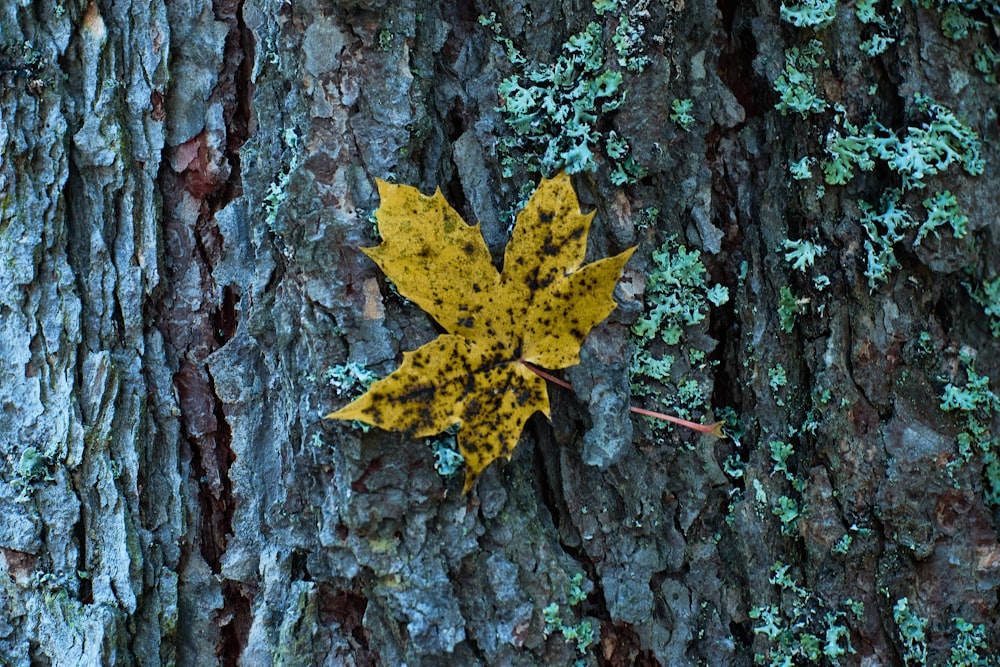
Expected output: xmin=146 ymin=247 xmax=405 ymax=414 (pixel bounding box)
xmin=327 ymin=172 xmax=635 ymax=493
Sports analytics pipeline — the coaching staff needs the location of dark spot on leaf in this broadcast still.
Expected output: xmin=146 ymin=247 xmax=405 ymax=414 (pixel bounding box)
xmin=542 ymin=237 xmax=560 ymax=256
xmin=418 ymin=406 xmax=433 ymax=424
xmin=466 ymin=398 xmax=481 ymax=416
xmin=524 ymin=267 xmax=541 ymax=291
xmin=398 ymin=384 xmax=438 ymax=405
xmin=463 ymin=242 xmax=475 ymax=255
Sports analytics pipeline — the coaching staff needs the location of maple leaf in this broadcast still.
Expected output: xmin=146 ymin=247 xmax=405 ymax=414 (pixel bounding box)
xmin=327 ymin=172 xmax=635 ymax=493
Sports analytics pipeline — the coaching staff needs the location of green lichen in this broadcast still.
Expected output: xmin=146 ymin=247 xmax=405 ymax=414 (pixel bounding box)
xmin=630 ymin=236 xmax=726 ymax=427
xmin=939 ymin=352 xmax=999 ymax=506
xmin=779 ymin=0 xmax=838 ymax=29
xmin=750 ymin=562 xmax=856 ymax=665
xmin=635 ymin=206 xmax=659 ymax=230
xmin=782 ymin=238 xmax=827 ymax=272
xmin=884 ymin=94 xmax=984 ymax=184
xmin=631 ymin=238 xmax=722 ymax=345
xmin=770 ymin=440 xmax=795 ymax=480
xmin=772 ymin=495 xmax=800 ymax=534
xmin=973 ymin=43 xmax=1000 ymax=82
xmin=378 ymin=28 xmax=394 ymax=51
xmin=323 ymin=361 xmax=378 ymax=399
xmin=543 ymin=573 xmax=596 ymax=664
xmin=425 ymin=427 xmax=464 ymax=478
xmin=939 ymin=5 xmax=985 ymax=40
xmin=948 ymin=618 xmax=999 ymax=667
xmin=964 ymin=275 xmax=1000 ymax=339
xmin=858 ymin=190 xmax=912 ymax=290
xmin=789 ymin=156 xmax=815 ymax=180
xmin=669 ymin=98 xmax=696 ymax=131
xmin=915 ymin=190 xmax=968 ymax=245
xmin=322 ymin=361 xmax=378 ymax=433
xmin=12 ymin=446 xmax=53 ymax=501
xmin=262 ymin=128 xmax=301 ymax=233
xmin=917 ymin=0 xmax=999 ymax=48
xmin=706 ymin=283 xmax=730 ymax=307
xmin=773 ymin=40 xmax=828 ymax=118
xmin=854 ymin=0 xmax=881 ymax=23
xmin=855 ymin=0 xmax=900 ymax=55
xmin=777 ymin=285 xmax=804 ymax=333
xmin=831 ymin=533 xmax=852 ymax=555
xmin=769 ymin=365 xmax=788 ymax=405
xmin=603 ymin=0 xmax=654 ymax=71
xmin=676 ymin=378 xmax=707 ymax=413
xmin=822 ymin=96 xmax=983 ymax=189
xmin=893 ymin=597 xmax=929 ymax=666
xmin=481 ymin=6 xmax=649 ymax=183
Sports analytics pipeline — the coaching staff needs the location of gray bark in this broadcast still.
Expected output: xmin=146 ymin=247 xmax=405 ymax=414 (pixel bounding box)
xmin=1 ymin=0 xmax=998 ymax=665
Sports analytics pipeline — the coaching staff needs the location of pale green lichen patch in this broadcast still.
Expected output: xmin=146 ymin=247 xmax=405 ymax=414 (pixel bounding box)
xmin=480 ymin=2 xmax=652 ymax=184
xmin=542 ymin=572 xmax=596 ymax=663
xmin=964 ymin=275 xmax=1000 ymax=339
xmin=774 ymin=0 xmax=988 ymax=295
xmin=812 ymin=95 xmax=983 ymax=291
xmin=782 ymin=239 xmax=827 ymax=272
xmin=630 ymin=236 xmax=727 ymax=429
xmin=779 ymin=0 xmax=837 ymax=29
xmin=773 ymin=40 xmax=828 ymax=118
xmin=939 ymin=352 xmax=999 ymax=506
xmin=669 ymin=98 xmax=696 ymax=131
xmin=750 ymin=562 xmax=857 ymax=665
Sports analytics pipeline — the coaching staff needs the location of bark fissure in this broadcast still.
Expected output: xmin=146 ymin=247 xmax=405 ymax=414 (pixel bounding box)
xmin=716 ymin=0 xmax=762 ymax=120
xmin=152 ymin=0 xmax=256 ymax=659
xmin=320 ymin=587 xmax=378 ymax=665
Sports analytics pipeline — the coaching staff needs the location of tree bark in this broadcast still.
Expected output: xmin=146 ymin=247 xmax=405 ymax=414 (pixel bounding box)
xmin=1 ymin=0 xmax=998 ymax=665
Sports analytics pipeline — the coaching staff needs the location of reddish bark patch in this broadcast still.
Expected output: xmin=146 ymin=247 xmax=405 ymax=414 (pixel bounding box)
xmin=319 ymin=586 xmax=379 ymax=666
xmin=599 ymin=621 xmax=661 ymax=667
xmin=0 ymin=547 xmax=35 ymax=585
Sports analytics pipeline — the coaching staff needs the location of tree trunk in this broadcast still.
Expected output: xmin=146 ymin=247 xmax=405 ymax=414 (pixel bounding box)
xmin=2 ymin=0 xmax=998 ymax=665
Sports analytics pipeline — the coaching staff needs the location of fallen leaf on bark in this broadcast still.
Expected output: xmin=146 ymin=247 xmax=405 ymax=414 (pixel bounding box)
xmin=327 ymin=172 xmax=635 ymax=492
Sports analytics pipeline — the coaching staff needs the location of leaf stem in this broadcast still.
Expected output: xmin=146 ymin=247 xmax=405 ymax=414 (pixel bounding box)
xmin=519 ymin=360 xmax=573 ymax=390
xmin=518 ymin=360 xmax=725 ymax=438
xmin=628 ymin=406 xmax=726 ymax=437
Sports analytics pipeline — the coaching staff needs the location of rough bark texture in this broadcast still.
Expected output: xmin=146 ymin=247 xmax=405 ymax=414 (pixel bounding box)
xmin=1 ymin=0 xmax=998 ymax=665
